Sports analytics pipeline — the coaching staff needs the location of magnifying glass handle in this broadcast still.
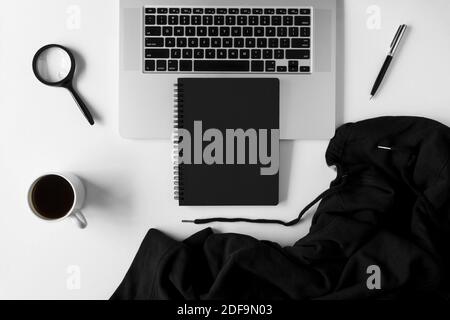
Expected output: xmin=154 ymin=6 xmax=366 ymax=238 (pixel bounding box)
xmin=66 ymin=85 xmax=95 ymax=126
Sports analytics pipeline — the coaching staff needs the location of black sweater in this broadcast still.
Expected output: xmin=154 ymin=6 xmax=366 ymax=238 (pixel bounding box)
xmin=112 ymin=117 xmax=450 ymax=300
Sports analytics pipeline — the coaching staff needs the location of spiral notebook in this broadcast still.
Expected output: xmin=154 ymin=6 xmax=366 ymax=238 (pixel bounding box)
xmin=174 ymin=78 xmax=279 ymax=206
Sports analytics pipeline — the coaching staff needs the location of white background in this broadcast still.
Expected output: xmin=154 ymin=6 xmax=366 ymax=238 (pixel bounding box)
xmin=1 ymin=0 xmax=449 ymax=299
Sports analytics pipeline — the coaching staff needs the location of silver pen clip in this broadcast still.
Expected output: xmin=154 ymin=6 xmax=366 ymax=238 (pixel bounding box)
xmin=389 ymin=24 xmax=407 ymax=56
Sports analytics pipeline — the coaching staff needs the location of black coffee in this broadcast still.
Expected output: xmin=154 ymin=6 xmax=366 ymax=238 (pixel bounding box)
xmin=31 ymin=175 xmax=75 ymax=219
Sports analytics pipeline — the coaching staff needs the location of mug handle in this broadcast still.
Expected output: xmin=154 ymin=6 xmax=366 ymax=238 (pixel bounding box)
xmin=71 ymin=210 xmax=88 ymax=229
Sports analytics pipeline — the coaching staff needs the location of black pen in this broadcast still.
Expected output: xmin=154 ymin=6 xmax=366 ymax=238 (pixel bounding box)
xmin=370 ymin=24 xmax=407 ymax=99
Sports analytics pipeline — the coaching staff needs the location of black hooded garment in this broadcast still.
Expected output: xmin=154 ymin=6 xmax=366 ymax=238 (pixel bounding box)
xmin=111 ymin=117 xmax=450 ymax=300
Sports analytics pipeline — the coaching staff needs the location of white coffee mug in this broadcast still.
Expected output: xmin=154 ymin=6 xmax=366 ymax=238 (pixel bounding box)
xmin=27 ymin=172 xmax=88 ymax=229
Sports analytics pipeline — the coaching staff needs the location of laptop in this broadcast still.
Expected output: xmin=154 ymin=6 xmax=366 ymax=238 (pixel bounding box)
xmin=119 ymin=0 xmax=336 ymax=140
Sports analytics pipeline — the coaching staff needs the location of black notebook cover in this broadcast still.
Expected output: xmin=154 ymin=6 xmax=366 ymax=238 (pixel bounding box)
xmin=174 ymin=78 xmax=279 ymax=206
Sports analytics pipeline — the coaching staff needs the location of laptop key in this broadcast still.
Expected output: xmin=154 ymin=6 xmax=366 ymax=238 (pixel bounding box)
xmin=168 ymin=60 xmax=178 ymax=71
xmin=168 ymin=15 xmax=178 ymax=25
xmin=217 ymin=49 xmax=227 ymax=59
xmin=205 ymin=49 xmax=215 ymax=58
xmin=157 ymin=8 xmax=168 ymax=14
xmin=234 ymin=38 xmax=244 ymax=48
xmin=214 ymin=16 xmax=225 ymax=25
xmin=209 ymin=27 xmax=219 ymax=36
xmin=226 ymin=15 xmax=236 ymax=25
xmin=194 ymin=60 xmax=250 ymax=72
xmin=194 ymin=49 xmax=204 ymax=59
xmin=220 ymin=27 xmax=230 ymax=36
xmin=266 ymin=27 xmax=276 ymax=37
xmin=156 ymin=60 xmax=166 ymax=71
xmin=162 ymin=27 xmax=172 ymax=36
xmin=145 ymin=60 xmax=155 ymax=71
xmin=292 ymin=38 xmax=310 ymax=48
xmin=203 ymin=15 xmax=213 ymax=25
xmin=200 ymin=38 xmax=210 ymax=47
xmin=286 ymin=49 xmax=310 ymax=59
xmin=274 ymin=49 xmax=284 ymax=59
xmin=240 ymin=49 xmax=250 ymax=59
xmin=300 ymin=66 xmax=310 ymax=72
xmin=231 ymin=27 xmax=241 ymax=36
xmin=188 ymin=38 xmax=198 ymax=47
xmin=191 ymin=15 xmax=201 ymax=25
xmin=186 ymin=27 xmax=196 ymax=36
xmin=283 ymin=16 xmax=293 ymax=25
xmin=289 ymin=27 xmax=299 ymax=37
xmin=277 ymin=66 xmax=287 ymax=72
xmin=289 ymin=60 xmax=299 ymax=72
xmin=277 ymin=27 xmax=287 ymax=37
xmin=182 ymin=49 xmax=193 ymax=58
xmin=249 ymin=16 xmax=258 ymax=25
xmin=257 ymin=38 xmax=267 ymax=48
xmin=223 ymin=38 xmax=233 ymax=47
xmin=197 ymin=27 xmax=207 ymax=36
xmin=300 ymin=9 xmax=311 ymax=15
xmin=300 ymin=27 xmax=310 ymax=37
xmin=145 ymin=15 xmax=156 ymax=25
xmin=180 ymin=60 xmax=192 ymax=71
xmin=171 ymin=49 xmax=181 ymax=58
xmin=260 ymin=16 xmax=270 ymax=25
xmin=146 ymin=26 xmax=161 ymax=36
xmin=181 ymin=15 xmax=191 ymax=25
xmin=265 ymin=61 xmax=276 ymax=72
xmin=174 ymin=27 xmax=184 ymax=36
xmin=146 ymin=49 xmax=169 ymax=58
xmin=268 ymin=38 xmax=278 ymax=48
xmin=254 ymin=27 xmax=264 ymax=37
xmin=145 ymin=8 xmax=156 ymax=14
xmin=280 ymin=38 xmax=290 ymax=48
xmin=165 ymin=38 xmax=175 ymax=47
xmin=237 ymin=16 xmax=247 ymax=25
xmin=176 ymin=38 xmax=187 ymax=47
xmin=228 ymin=49 xmax=238 ymax=59
xmin=243 ymin=27 xmax=253 ymax=37
xmin=245 ymin=38 xmax=256 ymax=48
xmin=252 ymin=60 xmax=264 ymax=72
xmin=157 ymin=15 xmax=167 ymax=25
xmin=295 ymin=16 xmax=311 ymax=26
xmin=264 ymin=9 xmax=275 ymax=14
xmin=263 ymin=49 xmax=272 ymax=59
xmin=211 ymin=38 xmax=221 ymax=47
xmin=251 ymin=49 xmax=261 ymax=59
xmin=252 ymin=8 xmax=263 ymax=15
xmin=271 ymin=16 xmax=282 ymax=25
xmin=145 ymin=37 xmax=164 ymax=47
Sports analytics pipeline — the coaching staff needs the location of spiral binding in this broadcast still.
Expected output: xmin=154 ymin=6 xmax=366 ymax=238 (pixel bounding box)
xmin=173 ymin=83 xmax=184 ymax=202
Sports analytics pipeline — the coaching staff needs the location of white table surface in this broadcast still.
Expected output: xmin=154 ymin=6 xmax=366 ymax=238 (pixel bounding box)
xmin=1 ymin=0 xmax=449 ymax=300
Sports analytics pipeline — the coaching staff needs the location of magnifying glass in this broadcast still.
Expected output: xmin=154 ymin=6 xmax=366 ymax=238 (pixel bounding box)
xmin=32 ymin=44 xmax=94 ymax=126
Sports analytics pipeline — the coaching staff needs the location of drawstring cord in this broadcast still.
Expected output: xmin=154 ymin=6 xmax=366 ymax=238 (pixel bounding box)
xmin=182 ymin=145 xmax=420 ymax=226
xmin=182 ymin=175 xmax=349 ymax=226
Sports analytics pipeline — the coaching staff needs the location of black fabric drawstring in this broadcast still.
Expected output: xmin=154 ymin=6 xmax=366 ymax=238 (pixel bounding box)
xmin=182 ymin=175 xmax=349 ymax=226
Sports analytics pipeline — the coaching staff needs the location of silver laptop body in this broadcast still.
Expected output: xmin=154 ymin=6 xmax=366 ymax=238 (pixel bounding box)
xmin=119 ymin=0 xmax=336 ymax=140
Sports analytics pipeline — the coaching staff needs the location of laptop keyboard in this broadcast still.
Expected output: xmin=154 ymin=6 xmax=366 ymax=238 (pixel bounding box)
xmin=143 ymin=7 xmax=313 ymax=74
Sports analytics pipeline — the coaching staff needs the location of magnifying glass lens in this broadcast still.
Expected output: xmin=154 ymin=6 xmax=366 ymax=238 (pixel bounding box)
xmin=35 ymin=47 xmax=72 ymax=83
